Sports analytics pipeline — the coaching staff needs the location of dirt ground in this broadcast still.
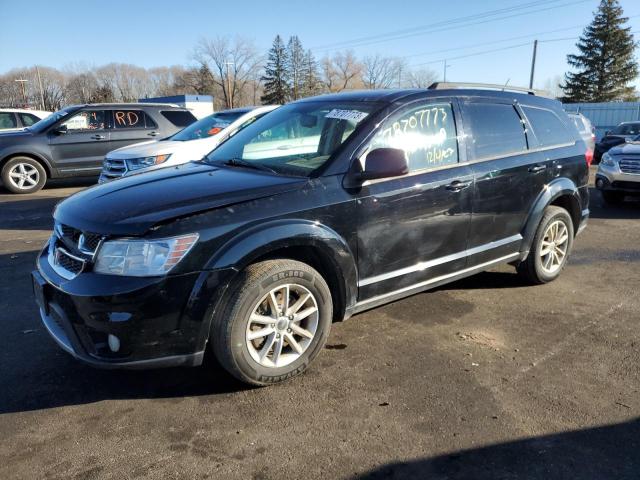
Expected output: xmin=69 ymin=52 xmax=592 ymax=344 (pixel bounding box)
xmin=1 ymin=173 xmax=639 ymax=479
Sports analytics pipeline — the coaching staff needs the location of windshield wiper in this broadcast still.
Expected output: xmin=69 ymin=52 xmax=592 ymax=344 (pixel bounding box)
xmin=222 ymin=158 xmax=278 ymax=174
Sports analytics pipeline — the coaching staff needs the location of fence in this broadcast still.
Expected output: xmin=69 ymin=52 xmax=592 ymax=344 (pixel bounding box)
xmin=563 ymin=102 xmax=640 ymax=141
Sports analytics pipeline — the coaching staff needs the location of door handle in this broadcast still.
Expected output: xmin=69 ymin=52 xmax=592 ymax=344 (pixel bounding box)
xmin=528 ymin=164 xmax=547 ymax=173
xmin=91 ymin=134 xmax=106 ymax=140
xmin=147 ymin=131 xmax=160 ymax=137
xmin=446 ymin=180 xmax=472 ymax=192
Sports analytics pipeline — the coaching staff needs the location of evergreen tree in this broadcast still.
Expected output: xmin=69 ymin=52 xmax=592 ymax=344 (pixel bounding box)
xmin=287 ymin=36 xmax=305 ymax=100
xmin=301 ymin=49 xmax=322 ymax=98
xmin=261 ymin=35 xmax=290 ymax=105
xmin=562 ymin=0 xmax=638 ymax=102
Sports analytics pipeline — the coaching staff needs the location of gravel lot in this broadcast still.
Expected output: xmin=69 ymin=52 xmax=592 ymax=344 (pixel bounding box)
xmin=1 ymin=172 xmax=639 ymax=480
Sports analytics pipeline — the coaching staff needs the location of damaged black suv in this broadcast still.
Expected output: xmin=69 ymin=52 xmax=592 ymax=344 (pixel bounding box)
xmin=33 ymin=84 xmax=589 ymax=385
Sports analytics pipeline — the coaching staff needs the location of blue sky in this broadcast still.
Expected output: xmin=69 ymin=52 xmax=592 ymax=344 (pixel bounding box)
xmin=1 ymin=0 xmax=639 ymax=89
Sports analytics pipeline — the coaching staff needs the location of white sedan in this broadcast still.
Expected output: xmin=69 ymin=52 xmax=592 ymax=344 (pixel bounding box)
xmin=0 ymin=108 xmax=51 ymax=133
xmin=99 ymin=105 xmax=279 ymax=182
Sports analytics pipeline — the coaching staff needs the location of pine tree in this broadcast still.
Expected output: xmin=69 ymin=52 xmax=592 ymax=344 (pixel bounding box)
xmin=562 ymin=0 xmax=638 ymax=102
xmin=301 ymin=49 xmax=322 ymax=98
xmin=261 ymin=35 xmax=290 ymax=105
xmin=287 ymin=36 xmax=305 ymax=100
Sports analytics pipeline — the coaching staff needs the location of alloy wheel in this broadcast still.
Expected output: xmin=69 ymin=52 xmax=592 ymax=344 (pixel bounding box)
xmin=245 ymin=283 xmax=319 ymax=368
xmin=540 ymin=219 xmax=569 ymax=274
xmin=9 ymin=163 xmax=40 ymax=190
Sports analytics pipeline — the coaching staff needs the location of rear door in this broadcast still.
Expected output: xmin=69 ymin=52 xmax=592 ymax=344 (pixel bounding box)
xmin=355 ymin=99 xmax=474 ymax=300
xmin=48 ymin=109 xmax=110 ymax=175
xmin=462 ymin=99 xmax=544 ymax=267
xmin=106 ymin=109 xmax=161 ymax=152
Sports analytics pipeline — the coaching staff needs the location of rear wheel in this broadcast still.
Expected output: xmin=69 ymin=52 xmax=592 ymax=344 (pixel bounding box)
xmin=1 ymin=156 xmax=46 ymax=194
xmin=210 ymin=259 xmax=333 ymax=386
xmin=517 ymin=206 xmax=574 ymax=284
xmin=602 ymin=190 xmax=625 ymax=205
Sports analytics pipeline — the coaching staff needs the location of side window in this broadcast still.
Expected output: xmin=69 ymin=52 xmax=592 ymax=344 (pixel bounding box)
xmin=0 ymin=113 xmax=17 ymax=129
xmin=464 ymin=103 xmax=527 ymax=159
xmin=161 ymin=110 xmax=197 ymax=128
xmin=19 ymin=113 xmax=39 ymax=127
xmin=61 ymin=110 xmax=106 ymax=131
xmin=523 ymin=106 xmax=573 ymax=147
xmin=369 ymin=103 xmax=459 ymax=172
xmin=113 ymin=110 xmax=152 ymax=129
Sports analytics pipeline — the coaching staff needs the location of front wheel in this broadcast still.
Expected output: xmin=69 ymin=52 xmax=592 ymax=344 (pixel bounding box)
xmin=1 ymin=156 xmax=47 ymax=194
xmin=517 ymin=206 xmax=574 ymax=284
xmin=210 ymin=259 xmax=333 ymax=386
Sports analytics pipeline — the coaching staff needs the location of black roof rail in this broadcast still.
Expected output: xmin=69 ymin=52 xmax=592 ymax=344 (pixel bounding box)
xmin=428 ymin=82 xmax=548 ymax=96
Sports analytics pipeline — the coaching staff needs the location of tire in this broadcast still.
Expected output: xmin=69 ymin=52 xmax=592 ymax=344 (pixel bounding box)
xmin=210 ymin=259 xmax=333 ymax=386
xmin=602 ymin=190 xmax=624 ymax=205
xmin=1 ymin=156 xmax=47 ymax=194
xmin=517 ymin=206 xmax=574 ymax=285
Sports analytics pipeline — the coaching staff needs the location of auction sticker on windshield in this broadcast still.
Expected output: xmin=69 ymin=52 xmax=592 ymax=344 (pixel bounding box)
xmin=325 ymin=109 xmax=369 ymax=122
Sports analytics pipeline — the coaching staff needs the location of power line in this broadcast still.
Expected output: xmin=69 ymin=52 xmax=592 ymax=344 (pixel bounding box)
xmin=311 ymin=0 xmax=592 ymax=52
xmin=412 ymin=42 xmax=534 ymax=67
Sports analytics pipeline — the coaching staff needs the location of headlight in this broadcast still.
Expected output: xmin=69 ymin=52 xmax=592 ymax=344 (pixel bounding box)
xmin=126 ymin=154 xmax=171 ymax=171
xmin=601 ymin=152 xmax=616 ymax=167
xmin=94 ymin=234 xmax=198 ymax=276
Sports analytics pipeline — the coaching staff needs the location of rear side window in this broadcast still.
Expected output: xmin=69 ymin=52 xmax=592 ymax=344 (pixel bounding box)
xmin=613 ymin=123 xmax=640 ymax=135
xmin=113 ymin=110 xmax=156 ymax=129
xmin=464 ymin=103 xmax=527 ymax=159
xmin=19 ymin=113 xmax=39 ymax=126
xmin=523 ymin=106 xmax=573 ymax=147
xmin=0 ymin=112 xmax=17 ymax=129
xmin=369 ymin=103 xmax=459 ymax=172
xmin=161 ymin=110 xmax=197 ymax=128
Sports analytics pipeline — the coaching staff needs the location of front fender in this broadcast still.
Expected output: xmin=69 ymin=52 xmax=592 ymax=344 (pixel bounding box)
xmin=520 ymin=177 xmax=581 ymax=258
xmin=206 ymin=219 xmax=358 ymax=313
xmin=0 ymin=147 xmax=54 ymax=175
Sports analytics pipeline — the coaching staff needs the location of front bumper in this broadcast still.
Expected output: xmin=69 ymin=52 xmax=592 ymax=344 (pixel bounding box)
xmin=596 ymin=164 xmax=640 ymax=193
xmin=33 ymin=243 xmax=233 ymax=369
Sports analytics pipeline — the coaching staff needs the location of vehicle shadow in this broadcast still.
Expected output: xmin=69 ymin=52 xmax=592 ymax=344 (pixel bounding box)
xmin=353 ymin=418 xmax=640 ymax=480
xmin=0 ymin=176 xmax=96 ymax=195
xmin=588 ymin=187 xmax=640 ymax=220
xmin=0 ymin=196 xmax=62 ymax=231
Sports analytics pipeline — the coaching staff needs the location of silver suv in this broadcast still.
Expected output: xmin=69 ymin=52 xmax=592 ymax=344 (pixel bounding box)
xmin=596 ymin=137 xmax=640 ymax=204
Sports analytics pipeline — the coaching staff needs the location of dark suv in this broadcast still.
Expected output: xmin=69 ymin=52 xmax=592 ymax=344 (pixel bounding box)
xmin=32 ymin=84 xmax=589 ymax=385
xmin=0 ymin=103 xmax=196 ymax=193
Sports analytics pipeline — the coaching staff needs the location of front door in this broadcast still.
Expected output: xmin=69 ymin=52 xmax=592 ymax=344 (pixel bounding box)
xmin=48 ymin=109 xmax=110 ymax=175
xmin=355 ymin=99 xmax=473 ymax=300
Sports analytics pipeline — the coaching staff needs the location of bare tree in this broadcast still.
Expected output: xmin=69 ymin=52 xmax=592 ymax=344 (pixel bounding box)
xmin=362 ymin=54 xmax=406 ymax=89
xmin=322 ymin=50 xmax=363 ymax=92
xmin=404 ymin=67 xmax=438 ymax=88
xmin=194 ymin=36 xmax=263 ymax=108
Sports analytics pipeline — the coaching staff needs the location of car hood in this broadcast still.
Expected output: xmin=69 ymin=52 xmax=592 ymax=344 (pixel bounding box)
xmin=609 ymin=142 xmax=640 ymax=156
xmin=0 ymin=129 xmax=33 ymax=140
xmin=55 ymin=162 xmax=307 ymax=236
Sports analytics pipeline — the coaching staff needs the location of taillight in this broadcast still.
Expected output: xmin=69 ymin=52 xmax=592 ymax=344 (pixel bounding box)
xmin=585 ymin=148 xmax=593 ymax=166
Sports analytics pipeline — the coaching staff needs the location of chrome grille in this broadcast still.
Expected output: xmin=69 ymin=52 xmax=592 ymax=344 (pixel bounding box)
xmin=56 ymin=223 xmax=103 ymax=256
xmin=619 ymin=158 xmax=640 ymax=174
xmin=102 ymin=158 xmax=128 ymax=179
xmin=55 ymin=247 xmax=84 ymax=274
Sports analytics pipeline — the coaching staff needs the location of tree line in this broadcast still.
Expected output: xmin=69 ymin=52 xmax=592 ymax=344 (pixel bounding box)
xmin=0 ymin=36 xmax=437 ymax=112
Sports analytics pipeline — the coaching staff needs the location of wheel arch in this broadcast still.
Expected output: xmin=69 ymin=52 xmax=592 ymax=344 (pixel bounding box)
xmin=205 ymin=219 xmax=358 ymax=323
xmin=520 ymin=177 xmax=582 ymax=258
xmin=1 ymin=151 xmax=53 ymax=177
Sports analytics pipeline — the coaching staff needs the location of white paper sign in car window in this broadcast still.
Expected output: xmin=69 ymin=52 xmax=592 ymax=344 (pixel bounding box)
xmin=325 ymin=109 xmax=369 ymax=122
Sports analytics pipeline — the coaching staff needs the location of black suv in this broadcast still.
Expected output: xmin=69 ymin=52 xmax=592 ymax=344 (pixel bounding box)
xmin=32 ymin=84 xmax=589 ymax=385
xmin=0 ymin=103 xmax=196 ymax=193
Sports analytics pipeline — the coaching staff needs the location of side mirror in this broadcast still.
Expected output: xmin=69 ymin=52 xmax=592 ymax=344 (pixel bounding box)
xmin=359 ymin=148 xmax=409 ymax=181
xmin=53 ymin=125 xmax=68 ymax=135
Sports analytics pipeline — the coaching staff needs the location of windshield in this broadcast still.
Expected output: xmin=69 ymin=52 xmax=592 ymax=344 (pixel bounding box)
xmin=172 ymin=110 xmax=249 ymax=141
xmin=28 ymin=106 xmax=78 ymax=133
xmin=206 ymin=101 xmax=378 ymax=176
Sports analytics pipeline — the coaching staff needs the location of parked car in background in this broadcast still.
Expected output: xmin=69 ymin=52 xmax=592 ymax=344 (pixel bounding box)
xmin=568 ymin=112 xmax=595 ymax=153
xmin=99 ymin=106 xmax=278 ymax=183
xmin=0 ymin=103 xmax=196 ymax=194
xmin=33 ymin=84 xmax=589 ymax=386
xmin=594 ymin=121 xmax=640 ymax=163
xmin=0 ymin=108 xmax=51 ymax=132
xmin=596 ymin=136 xmax=640 ymax=204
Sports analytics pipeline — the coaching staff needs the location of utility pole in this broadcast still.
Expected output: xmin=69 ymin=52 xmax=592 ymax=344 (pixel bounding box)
xmin=443 ymin=60 xmax=452 ymax=83
xmin=15 ymin=79 xmax=28 ymax=107
xmin=36 ymin=66 xmax=46 ymax=111
xmin=225 ymin=61 xmax=234 ymax=109
xmin=529 ymin=40 xmax=538 ymax=89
